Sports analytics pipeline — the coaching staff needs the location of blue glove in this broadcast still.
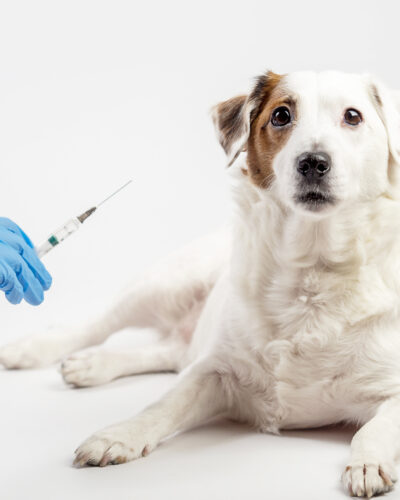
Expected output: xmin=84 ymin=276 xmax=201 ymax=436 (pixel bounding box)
xmin=0 ymin=218 xmax=52 ymax=305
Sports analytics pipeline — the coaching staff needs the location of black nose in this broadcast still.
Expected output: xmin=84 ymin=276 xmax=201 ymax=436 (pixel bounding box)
xmin=297 ymin=152 xmax=331 ymax=179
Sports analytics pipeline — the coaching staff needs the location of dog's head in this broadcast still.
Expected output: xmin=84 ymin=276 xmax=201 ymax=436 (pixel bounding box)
xmin=212 ymin=71 xmax=400 ymax=217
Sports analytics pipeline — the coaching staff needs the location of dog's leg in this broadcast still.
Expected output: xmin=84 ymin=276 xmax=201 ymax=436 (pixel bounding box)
xmin=0 ymin=273 xmax=208 ymax=369
xmin=342 ymin=397 xmax=400 ymax=497
xmin=0 ymin=281 xmax=204 ymax=369
xmin=73 ymin=365 xmax=227 ymax=466
xmin=61 ymin=341 xmax=186 ymax=387
xmin=0 ymin=233 xmax=226 ymax=369
xmin=0 ymin=312 xmax=127 ymax=369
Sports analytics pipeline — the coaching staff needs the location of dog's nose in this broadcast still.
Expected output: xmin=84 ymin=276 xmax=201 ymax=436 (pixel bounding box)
xmin=297 ymin=152 xmax=331 ymax=179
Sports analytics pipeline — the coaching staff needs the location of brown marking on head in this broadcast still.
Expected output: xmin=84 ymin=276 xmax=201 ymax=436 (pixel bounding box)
xmin=247 ymin=74 xmax=296 ymax=188
xmin=212 ymin=71 xmax=297 ymax=188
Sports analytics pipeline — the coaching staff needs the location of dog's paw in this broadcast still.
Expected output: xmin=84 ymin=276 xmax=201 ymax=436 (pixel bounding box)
xmin=61 ymin=350 xmax=119 ymax=387
xmin=73 ymin=423 xmax=156 ymax=467
xmin=0 ymin=334 xmax=70 ymax=369
xmin=342 ymin=461 xmax=397 ymax=498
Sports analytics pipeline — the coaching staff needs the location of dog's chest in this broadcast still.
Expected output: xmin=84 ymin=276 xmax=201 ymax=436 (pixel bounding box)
xmin=239 ymin=264 xmax=400 ymax=429
xmin=265 ymin=264 xmax=396 ymax=340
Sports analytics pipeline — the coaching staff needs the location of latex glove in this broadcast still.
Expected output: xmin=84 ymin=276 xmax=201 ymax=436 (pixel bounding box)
xmin=0 ymin=218 xmax=52 ymax=305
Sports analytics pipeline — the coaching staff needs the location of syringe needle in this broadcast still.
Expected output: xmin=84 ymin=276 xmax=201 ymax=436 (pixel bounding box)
xmin=97 ymin=180 xmax=133 ymax=208
xmin=76 ymin=180 xmax=133 ymax=224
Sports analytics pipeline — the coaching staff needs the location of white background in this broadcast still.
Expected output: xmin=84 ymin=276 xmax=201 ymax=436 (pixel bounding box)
xmin=0 ymin=1 xmax=399 ymax=498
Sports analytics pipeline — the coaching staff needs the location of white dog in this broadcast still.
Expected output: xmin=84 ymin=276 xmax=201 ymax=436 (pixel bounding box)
xmin=2 ymin=70 xmax=400 ymax=498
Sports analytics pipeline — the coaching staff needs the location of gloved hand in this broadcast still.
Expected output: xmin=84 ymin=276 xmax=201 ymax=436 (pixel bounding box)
xmin=0 ymin=218 xmax=52 ymax=305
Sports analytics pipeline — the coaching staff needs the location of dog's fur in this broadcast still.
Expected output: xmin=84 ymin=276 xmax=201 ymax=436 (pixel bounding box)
xmin=2 ymin=70 xmax=400 ymax=497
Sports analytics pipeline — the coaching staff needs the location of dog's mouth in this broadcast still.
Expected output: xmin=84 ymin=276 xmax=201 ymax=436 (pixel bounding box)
xmin=295 ymin=191 xmax=335 ymax=210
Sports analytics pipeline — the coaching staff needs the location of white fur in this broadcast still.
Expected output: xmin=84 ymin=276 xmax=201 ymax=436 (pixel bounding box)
xmin=1 ymin=71 xmax=400 ymax=497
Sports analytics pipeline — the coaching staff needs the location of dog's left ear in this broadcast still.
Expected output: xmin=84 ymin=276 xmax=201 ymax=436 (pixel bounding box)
xmin=368 ymin=77 xmax=400 ymax=173
xmin=212 ymin=71 xmax=283 ymax=166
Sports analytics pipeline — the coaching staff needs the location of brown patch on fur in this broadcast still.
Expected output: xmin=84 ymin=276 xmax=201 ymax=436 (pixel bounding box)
xmin=213 ymin=71 xmax=295 ymax=183
xmin=247 ymin=72 xmax=296 ymax=188
xmin=249 ymin=72 xmax=284 ymax=117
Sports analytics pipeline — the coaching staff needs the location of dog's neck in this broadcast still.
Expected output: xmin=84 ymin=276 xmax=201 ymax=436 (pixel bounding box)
xmin=278 ymin=206 xmax=367 ymax=271
xmin=231 ymin=172 xmax=378 ymax=275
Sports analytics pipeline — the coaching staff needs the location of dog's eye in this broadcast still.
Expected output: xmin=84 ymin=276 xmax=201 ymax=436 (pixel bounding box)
xmin=271 ymin=106 xmax=291 ymax=127
xmin=344 ymin=108 xmax=363 ymax=126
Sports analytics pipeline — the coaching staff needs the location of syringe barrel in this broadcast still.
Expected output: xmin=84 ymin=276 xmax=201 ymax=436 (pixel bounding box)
xmin=36 ymin=217 xmax=81 ymax=258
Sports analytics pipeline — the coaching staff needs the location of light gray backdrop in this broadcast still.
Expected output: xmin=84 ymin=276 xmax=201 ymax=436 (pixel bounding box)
xmin=0 ymin=1 xmax=398 ymax=499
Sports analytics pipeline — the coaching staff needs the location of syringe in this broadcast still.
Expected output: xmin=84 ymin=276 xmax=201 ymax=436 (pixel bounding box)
xmin=36 ymin=180 xmax=132 ymax=259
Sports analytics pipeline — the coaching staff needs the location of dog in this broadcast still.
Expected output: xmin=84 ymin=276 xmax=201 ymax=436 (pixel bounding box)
xmin=1 ymin=70 xmax=400 ymax=498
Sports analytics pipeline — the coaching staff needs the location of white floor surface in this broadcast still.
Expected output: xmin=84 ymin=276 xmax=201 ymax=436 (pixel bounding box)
xmin=1 ymin=330 xmax=375 ymax=500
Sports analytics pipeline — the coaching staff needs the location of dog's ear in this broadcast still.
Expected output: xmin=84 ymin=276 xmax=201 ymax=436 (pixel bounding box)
xmin=212 ymin=71 xmax=283 ymax=166
xmin=368 ymin=78 xmax=400 ymax=176
xmin=211 ymin=95 xmax=250 ymax=166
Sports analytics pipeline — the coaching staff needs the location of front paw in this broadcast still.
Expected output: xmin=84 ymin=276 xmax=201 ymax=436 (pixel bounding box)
xmin=73 ymin=424 xmax=156 ymax=467
xmin=342 ymin=461 xmax=397 ymax=498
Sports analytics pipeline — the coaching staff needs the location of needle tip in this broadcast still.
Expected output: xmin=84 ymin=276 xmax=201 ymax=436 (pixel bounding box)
xmin=96 ymin=180 xmax=133 ymax=208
